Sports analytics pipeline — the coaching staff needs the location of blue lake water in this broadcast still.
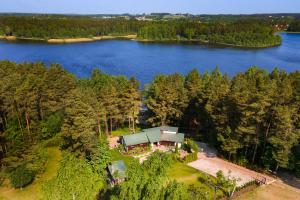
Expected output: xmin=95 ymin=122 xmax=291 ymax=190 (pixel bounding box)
xmin=0 ymin=33 xmax=299 ymax=84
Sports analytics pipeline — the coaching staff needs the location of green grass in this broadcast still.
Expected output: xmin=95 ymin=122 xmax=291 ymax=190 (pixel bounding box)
xmin=111 ymin=127 xmax=141 ymax=137
xmin=0 ymin=147 xmax=61 ymax=200
xmin=168 ymin=162 xmax=205 ymax=185
xmin=168 ymin=161 xmax=223 ymax=199
xmin=111 ymin=149 xmax=135 ymax=166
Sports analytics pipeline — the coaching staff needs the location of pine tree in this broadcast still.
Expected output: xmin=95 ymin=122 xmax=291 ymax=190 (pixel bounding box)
xmin=268 ymin=105 xmax=300 ymax=170
xmin=145 ymin=74 xmax=188 ymax=126
xmin=61 ymin=88 xmax=98 ymax=157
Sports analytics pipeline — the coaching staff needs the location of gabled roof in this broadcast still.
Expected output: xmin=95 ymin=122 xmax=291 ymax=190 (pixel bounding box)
xmin=161 ymin=126 xmax=179 ymax=133
xmin=108 ymin=160 xmax=126 ymax=179
xmin=122 ymin=132 xmax=148 ymax=146
xmin=122 ymin=126 xmax=184 ymax=147
xmin=143 ymin=126 xmax=178 ymax=133
xmin=161 ymin=133 xmax=184 ymax=143
xmin=146 ymin=130 xmax=161 ymax=143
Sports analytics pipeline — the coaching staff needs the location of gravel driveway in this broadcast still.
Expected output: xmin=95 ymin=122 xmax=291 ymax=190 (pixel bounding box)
xmin=188 ymin=143 xmax=274 ymax=187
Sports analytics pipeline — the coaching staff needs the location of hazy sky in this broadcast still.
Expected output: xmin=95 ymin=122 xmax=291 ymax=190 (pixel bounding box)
xmin=1 ymin=0 xmax=299 ymax=14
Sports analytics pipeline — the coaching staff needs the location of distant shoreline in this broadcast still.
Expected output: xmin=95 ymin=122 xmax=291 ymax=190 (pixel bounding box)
xmin=0 ymin=33 xmax=288 ymax=48
xmin=0 ymin=35 xmax=137 ymax=43
xmin=285 ymin=31 xmax=300 ymax=34
xmin=48 ymin=35 xmax=137 ymax=43
xmin=136 ymin=38 xmax=281 ymax=48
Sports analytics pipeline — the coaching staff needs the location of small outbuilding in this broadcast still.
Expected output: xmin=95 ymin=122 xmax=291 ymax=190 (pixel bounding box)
xmin=108 ymin=160 xmax=126 ymax=185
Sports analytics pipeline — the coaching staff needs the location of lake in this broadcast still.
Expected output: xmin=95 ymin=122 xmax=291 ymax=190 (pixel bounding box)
xmin=0 ymin=33 xmax=299 ymax=85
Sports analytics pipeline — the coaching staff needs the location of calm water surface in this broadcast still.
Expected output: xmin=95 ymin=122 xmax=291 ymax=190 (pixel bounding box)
xmin=0 ymin=33 xmax=299 ymax=84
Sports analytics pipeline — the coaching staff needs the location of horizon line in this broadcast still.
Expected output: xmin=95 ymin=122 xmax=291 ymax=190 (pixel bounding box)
xmin=0 ymin=12 xmax=299 ymax=16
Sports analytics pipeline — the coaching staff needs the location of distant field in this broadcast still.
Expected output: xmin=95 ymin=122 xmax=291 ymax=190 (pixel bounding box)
xmin=236 ymin=181 xmax=300 ymax=200
xmin=0 ymin=147 xmax=61 ymax=200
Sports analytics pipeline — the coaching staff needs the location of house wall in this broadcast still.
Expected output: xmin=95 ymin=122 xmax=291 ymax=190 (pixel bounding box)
xmin=176 ymin=142 xmax=182 ymax=148
xmin=160 ymin=141 xmax=175 ymax=146
xmin=127 ymin=143 xmax=148 ymax=151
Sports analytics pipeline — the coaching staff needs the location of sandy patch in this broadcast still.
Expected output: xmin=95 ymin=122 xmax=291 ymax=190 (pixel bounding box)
xmin=48 ymin=35 xmax=137 ymax=44
xmin=48 ymin=38 xmax=94 ymax=43
xmin=0 ymin=36 xmax=17 ymax=40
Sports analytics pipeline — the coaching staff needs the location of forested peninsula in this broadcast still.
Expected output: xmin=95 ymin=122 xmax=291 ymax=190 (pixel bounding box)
xmin=0 ymin=16 xmax=282 ymax=47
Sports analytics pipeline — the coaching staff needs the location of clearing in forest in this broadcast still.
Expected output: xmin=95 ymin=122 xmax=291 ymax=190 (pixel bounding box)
xmin=0 ymin=147 xmax=61 ymax=200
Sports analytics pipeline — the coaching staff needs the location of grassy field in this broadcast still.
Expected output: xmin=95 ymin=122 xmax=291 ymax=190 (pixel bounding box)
xmin=111 ymin=127 xmax=142 ymax=137
xmin=0 ymin=147 xmax=61 ymax=200
xmin=236 ymin=181 xmax=300 ymax=200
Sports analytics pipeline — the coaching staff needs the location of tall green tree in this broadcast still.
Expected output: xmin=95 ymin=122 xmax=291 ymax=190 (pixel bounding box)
xmin=145 ymin=74 xmax=188 ymax=126
xmin=43 ymin=153 xmax=102 ymax=200
xmin=268 ymin=106 xmax=300 ymax=170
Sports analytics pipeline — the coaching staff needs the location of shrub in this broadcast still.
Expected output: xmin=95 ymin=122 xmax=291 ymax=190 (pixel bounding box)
xmin=236 ymin=180 xmax=258 ymax=192
xmin=42 ymin=153 xmax=102 ymax=200
xmin=27 ymin=146 xmax=49 ymax=174
xmin=41 ymin=111 xmax=64 ymax=139
xmin=127 ymin=146 xmax=150 ymax=155
xmin=183 ymin=139 xmax=199 ymax=153
xmin=9 ymin=164 xmax=35 ymax=188
xmin=183 ymin=152 xmax=198 ymax=163
xmin=42 ymin=134 xmax=62 ymax=147
xmin=236 ymin=156 xmax=249 ymax=167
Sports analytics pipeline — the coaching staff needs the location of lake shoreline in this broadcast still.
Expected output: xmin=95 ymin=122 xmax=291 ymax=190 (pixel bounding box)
xmin=0 ymin=35 xmax=137 ymax=44
xmin=0 ymin=34 xmax=282 ymax=48
xmin=48 ymin=35 xmax=137 ymax=43
xmin=0 ymin=32 xmax=298 ymax=85
xmin=136 ymin=38 xmax=281 ymax=49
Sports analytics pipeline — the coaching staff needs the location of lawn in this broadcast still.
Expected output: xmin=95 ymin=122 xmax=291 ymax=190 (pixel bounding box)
xmin=168 ymin=161 xmax=223 ymax=199
xmin=111 ymin=149 xmax=135 ymax=166
xmin=168 ymin=162 xmax=204 ymax=185
xmin=111 ymin=127 xmax=141 ymax=137
xmin=236 ymin=181 xmax=300 ymax=200
xmin=0 ymin=147 xmax=61 ymax=200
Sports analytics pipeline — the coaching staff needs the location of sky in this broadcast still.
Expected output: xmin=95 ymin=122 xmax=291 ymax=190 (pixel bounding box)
xmin=0 ymin=0 xmax=299 ymax=15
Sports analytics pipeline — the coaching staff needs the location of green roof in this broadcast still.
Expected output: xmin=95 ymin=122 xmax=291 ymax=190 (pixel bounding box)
xmin=161 ymin=133 xmax=184 ymax=143
xmin=108 ymin=160 xmax=126 ymax=179
xmin=143 ymin=126 xmax=178 ymax=133
xmin=122 ymin=126 xmax=184 ymax=147
xmin=122 ymin=132 xmax=148 ymax=146
xmin=145 ymin=130 xmax=161 ymax=143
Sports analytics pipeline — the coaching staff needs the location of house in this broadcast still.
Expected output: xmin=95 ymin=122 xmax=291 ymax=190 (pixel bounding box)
xmin=108 ymin=160 xmax=126 ymax=185
xmin=121 ymin=126 xmax=185 ymax=151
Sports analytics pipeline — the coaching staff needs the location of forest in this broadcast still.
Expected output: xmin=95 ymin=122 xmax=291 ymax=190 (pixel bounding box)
xmin=0 ymin=61 xmax=299 ymax=199
xmin=0 ymin=16 xmax=281 ymax=47
xmin=288 ymin=20 xmax=300 ymax=32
